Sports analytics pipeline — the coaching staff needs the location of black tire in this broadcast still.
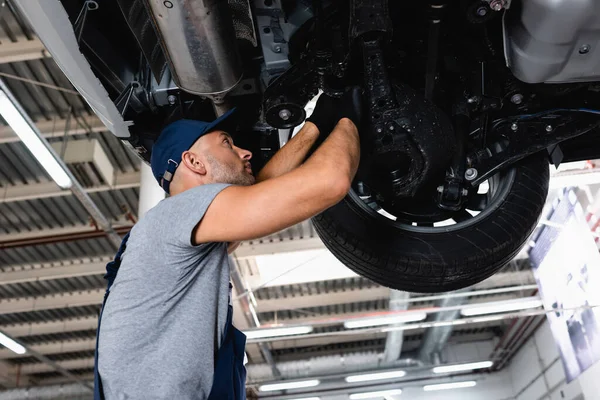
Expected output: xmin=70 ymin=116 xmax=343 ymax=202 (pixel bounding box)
xmin=312 ymin=154 xmax=549 ymax=293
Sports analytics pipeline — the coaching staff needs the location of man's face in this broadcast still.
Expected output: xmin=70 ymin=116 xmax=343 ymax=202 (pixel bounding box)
xmin=194 ymin=130 xmax=255 ymax=186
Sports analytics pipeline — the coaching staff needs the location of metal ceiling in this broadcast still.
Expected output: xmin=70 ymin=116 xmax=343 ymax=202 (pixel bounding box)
xmin=0 ymin=2 xmax=570 ymax=399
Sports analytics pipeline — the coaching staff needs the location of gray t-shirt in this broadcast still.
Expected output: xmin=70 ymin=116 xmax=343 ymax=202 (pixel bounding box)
xmin=98 ymin=183 xmax=232 ymax=400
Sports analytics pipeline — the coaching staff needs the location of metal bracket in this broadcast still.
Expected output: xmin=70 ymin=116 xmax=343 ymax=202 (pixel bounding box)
xmin=468 ymin=114 xmax=600 ymax=186
xmin=74 ymin=0 xmax=98 ymax=44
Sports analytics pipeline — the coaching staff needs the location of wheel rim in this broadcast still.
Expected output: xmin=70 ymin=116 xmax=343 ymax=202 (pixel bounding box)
xmin=348 ymin=167 xmax=517 ymax=233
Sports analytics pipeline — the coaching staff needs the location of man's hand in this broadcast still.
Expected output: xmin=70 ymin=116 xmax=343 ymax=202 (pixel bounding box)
xmin=306 ymin=87 xmax=363 ymax=136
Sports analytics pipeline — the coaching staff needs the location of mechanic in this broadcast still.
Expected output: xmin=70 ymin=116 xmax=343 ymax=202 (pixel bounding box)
xmin=94 ymin=88 xmax=362 ymax=400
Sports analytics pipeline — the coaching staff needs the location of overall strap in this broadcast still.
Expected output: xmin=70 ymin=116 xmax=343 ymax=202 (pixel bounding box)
xmin=93 ymin=233 xmax=130 ymax=400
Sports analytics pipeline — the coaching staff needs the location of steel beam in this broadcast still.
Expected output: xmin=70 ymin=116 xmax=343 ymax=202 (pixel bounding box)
xmin=256 ymin=286 xmax=391 ymax=313
xmin=0 ymin=116 xmax=106 ymax=144
xmin=0 ymin=37 xmax=48 ymax=64
xmin=0 ymin=338 xmax=95 ymax=360
xmin=0 ymin=260 xmax=110 ymax=285
xmin=0 ymin=171 xmax=140 ymax=204
xmin=0 ymin=224 xmax=132 ymax=249
xmin=0 ymin=290 xmax=103 ymax=315
xmin=1 ymin=317 xmax=98 ymax=337
xmin=20 ymin=358 xmax=95 ymax=375
xmin=234 ymin=237 xmax=325 ymax=258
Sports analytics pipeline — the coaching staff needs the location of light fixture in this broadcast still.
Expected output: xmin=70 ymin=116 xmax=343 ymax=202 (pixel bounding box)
xmin=344 ymin=312 xmax=427 ymax=329
xmin=460 ymin=297 xmax=543 ymax=317
xmin=432 ymin=361 xmax=493 ymax=374
xmin=244 ymin=325 xmax=313 ymax=340
xmin=0 ymin=88 xmax=72 ymax=189
xmin=288 ymin=398 xmax=320 ymax=400
xmin=345 ymin=370 xmax=406 ymax=383
xmin=349 ymin=389 xmax=402 ymax=399
xmin=258 ymin=379 xmax=320 ymax=392
xmin=423 ymin=381 xmax=477 ymax=391
xmin=0 ymin=332 xmax=26 ymax=355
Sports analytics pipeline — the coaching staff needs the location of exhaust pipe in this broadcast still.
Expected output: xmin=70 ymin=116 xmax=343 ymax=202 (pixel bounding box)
xmin=145 ymin=0 xmax=243 ymax=96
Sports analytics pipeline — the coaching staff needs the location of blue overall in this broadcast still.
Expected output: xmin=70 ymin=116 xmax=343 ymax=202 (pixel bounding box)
xmin=93 ymin=235 xmax=247 ymax=400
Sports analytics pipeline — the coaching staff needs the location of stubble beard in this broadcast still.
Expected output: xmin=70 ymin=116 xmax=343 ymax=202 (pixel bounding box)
xmin=206 ymin=155 xmax=255 ymax=186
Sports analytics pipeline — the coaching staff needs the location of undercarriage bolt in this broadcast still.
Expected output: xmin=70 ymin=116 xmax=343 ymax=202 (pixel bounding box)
xmin=462 ymin=189 xmax=469 ymax=196
xmin=476 ymin=6 xmax=488 ymax=16
xmin=376 ymin=127 xmax=383 ymax=133
xmin=546 ymin=124 xmax=553 ymax=132
xmin=579 ymin=44 xmax=591 ymax=55
xmin=167 ymin=94 xmax=177 ymax=105
xmin=274 ymin=45 xmax=282 ymax=53
xmin=511 ymin=122 xmax=518 ymax=132
xmin=489 ymin=0 xmax=505 ymax=11
xmin=510 ymin=93 xmax=523 ymax=105
xmin=465 ymin=168 xmax=478 ymax=181
xmin=278 ymin=108 xmax=291 ymax=121
xmin=467 ymin=96 xmax=479 ymax=104
xmin=437 ymin=186 xmax=444 ymax=193
xmin=388 ymin=124 xmax=395 ymax=131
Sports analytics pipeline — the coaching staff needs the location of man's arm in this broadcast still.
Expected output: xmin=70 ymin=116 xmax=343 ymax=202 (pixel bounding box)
xmin=195 ymin=118 xmax=360 ymax=244
xmin=255 ymin=122 xmax=320 ymax=183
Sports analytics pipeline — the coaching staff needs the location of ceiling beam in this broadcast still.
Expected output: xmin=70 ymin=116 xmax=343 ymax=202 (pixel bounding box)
xmin=234 ymin=237 xmax=325 ymax=259
xmin=0 ymin=260 xmax=110 ymax=285
xmin=0 ymin=338 xmax=95 ymax=360
xmin=256 ymin=286 xmax=391 ymax=313
xmin=0 ymin=171 xmax=140 ymax=204
xmin=0 ymin=290 xmax=103 ymax=315
xmin=1 ymin=317 xmax=98 ymax=337
xmin=0 ymin=224 xmax=133 ymax=249
xmin=0 ymin=115 xmax=106 ymax=144
xmin=20 ymin=357 xmax=95 ymax=375
xmin=0 ymin=37 xmax=48 ymax=64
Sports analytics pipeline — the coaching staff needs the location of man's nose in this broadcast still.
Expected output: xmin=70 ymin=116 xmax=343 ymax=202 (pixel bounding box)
xmin=236 ymin=146 xmax=252 ymax=161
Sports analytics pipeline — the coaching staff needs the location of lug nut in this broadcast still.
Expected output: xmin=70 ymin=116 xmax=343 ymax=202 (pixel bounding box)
xmin=510 ymin=93 xmax=523 ymax=105
xmin=489 ymin=0 xmax=505 ymax=11
xmin=465 ymin=168 xmax=478 ymax=181
xmin=546 ymin=125 xmax=553 ymax=132
xmin=278 ymin=108 xmax=291 ymax=121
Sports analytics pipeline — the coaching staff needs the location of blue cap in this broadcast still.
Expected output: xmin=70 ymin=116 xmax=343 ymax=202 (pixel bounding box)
xmin=150 ymin=108 xmax=236 ymax=193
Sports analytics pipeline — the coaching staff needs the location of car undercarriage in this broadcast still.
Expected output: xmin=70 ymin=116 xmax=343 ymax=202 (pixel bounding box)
xmin=16 ymin=0 xmax=600 ymax=292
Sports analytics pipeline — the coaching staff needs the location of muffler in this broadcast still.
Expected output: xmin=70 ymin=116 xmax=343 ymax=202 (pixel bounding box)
xmin=145 ymin=0 xmax=243 ymax=96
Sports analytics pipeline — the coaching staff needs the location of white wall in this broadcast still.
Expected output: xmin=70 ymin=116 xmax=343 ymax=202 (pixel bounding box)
xmin=507 ymin=321 xmax=586 ymax=400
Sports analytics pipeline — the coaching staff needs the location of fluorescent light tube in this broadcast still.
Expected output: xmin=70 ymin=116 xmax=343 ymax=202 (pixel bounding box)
xmin=433 ymin=361 xmax=493 ymax=374
xmin=244 ymin=325 xmax=313 ymax=340
xmin=349 ymin=389 xmax=402 ymax=399
xmin=345 ymin=370 xmax=406 ymax=382
xmin=0 ymin=91 xmax=72 ymax=189
xmin=460 ymin=297 xmax=542 ymax=316
xmin=0 ymin=332 xmax=26 ymax=355
xmin=423 ymin=381 xmax=477 ymax=391
xmin=344 ymin=312 xmax=427 ymax=329
xmin=259 ymin=379 xmax=320 ymax=392
xmin=288 ymin=398 xmax=320 ymax=400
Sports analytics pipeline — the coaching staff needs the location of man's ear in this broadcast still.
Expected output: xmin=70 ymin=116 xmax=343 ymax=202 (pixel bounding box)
xmin=181 ymin=150 xmax=207 ymax=176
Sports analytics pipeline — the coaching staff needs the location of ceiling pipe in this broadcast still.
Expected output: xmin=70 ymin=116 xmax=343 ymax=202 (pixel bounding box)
xmin=246 ymin=350 xmax=422 ymax=382
xmin=382 ymin=290 xmax=409 ymax=363
xmin=418 ymin=289 xmax=471 ymax=364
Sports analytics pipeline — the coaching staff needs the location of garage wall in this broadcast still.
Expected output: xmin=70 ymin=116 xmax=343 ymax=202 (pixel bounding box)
xmin=507 ymin=321 xmax=584 ymax=400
